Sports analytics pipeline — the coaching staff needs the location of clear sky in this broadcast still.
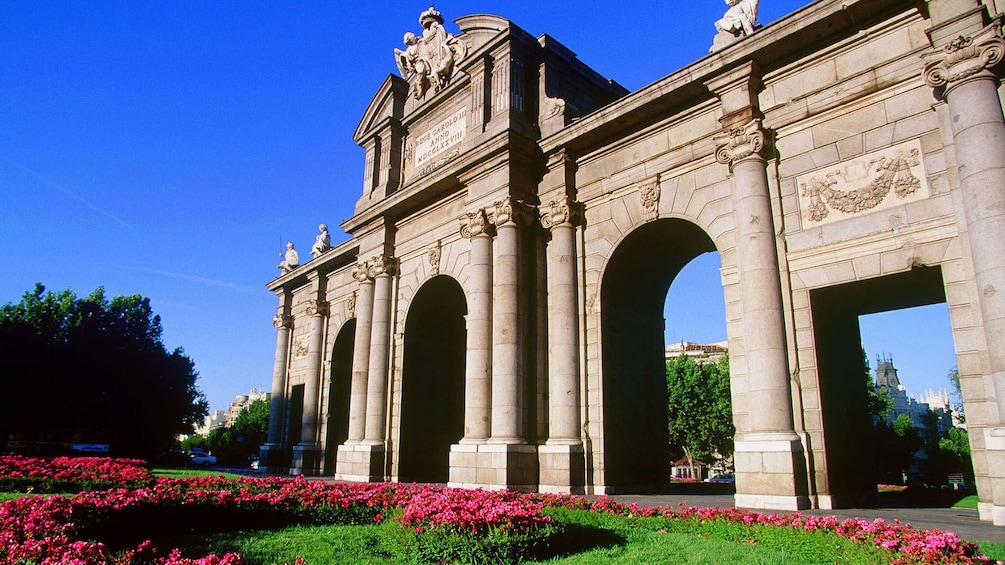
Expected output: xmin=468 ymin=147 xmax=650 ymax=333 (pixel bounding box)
xmin=1 ymin=0 xmax=956 ymax=414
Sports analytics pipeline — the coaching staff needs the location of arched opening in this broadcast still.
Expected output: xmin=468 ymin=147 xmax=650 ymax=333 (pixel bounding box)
xmin=601 ymin=218 xmax=718 ymax=493
xmin=398 ymin=275 xmax=466 ymax=483
xmin=810 ymin=266 xmax=952 ymax=507
xmin=323 ymin=319 xmax=354 ymax=475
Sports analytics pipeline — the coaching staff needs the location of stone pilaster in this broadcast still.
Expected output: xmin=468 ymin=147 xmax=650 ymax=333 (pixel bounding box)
xmin=707 ymin=63 xmax=809 ymax=511
xmin=538 ymin=197 xmax=586 ymax=493
xmin=291 ymin=296 xmax=329 ymax=476
xmin=260 ymin=298 xmax=291 ymax=473
xmin=924 ymin=11 xmax=1005 ymax=526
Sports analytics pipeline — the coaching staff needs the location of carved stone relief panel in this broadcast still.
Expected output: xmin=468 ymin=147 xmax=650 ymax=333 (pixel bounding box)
xmin=293 ymin=337 xmax=310 ymax=359
xmin=795 ymin=138 xmax=929 ymax=227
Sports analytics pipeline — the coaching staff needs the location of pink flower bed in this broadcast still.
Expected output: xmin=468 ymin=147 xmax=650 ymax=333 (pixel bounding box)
xmin=0 ymin=456 xmax=152 ymax=487
xmin=0 ymin=456 xmax=1000 ymax=564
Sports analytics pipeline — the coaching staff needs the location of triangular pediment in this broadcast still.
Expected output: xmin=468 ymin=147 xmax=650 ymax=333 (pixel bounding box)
xmin=354 ymin=74 xmax=408 ymax=143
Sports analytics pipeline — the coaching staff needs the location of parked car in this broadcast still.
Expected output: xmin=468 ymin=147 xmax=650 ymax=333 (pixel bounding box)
xmin=152 ymin=450 xmax=190 ymax=468
xmin=706 ymin=473 xmax=735 ymax=484
xmin=189 ymin=452 xmax=217 ymax=467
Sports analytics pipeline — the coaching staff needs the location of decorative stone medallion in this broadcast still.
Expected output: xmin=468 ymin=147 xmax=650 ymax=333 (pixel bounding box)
xmin=796 ymin=139 xmax=929 ymax=227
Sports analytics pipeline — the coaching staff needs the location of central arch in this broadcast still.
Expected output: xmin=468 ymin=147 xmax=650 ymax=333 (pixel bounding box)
xmin=600 ymin=218 xmax=719 ymax=493
xmin=398 ymin=275 xmax=467 ymax=483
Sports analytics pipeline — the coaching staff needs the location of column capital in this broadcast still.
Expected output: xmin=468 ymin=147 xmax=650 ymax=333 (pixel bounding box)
xmin=272 ymin=314 xmax=292 ymax=329
xmin=459 ymin=208 xmax=495 ymax=238
xmin=306 ymin=299 xmax=329 ymax=317
xmin=923 ymin=20 xmax=1005 ymax=92
xmin=367 ymin=254 xmax=398 ymax=278
xmin=488 ymin=196 xmax=534 ymax=228
xmin=714 ymin=118 xmax=768 ymax=170
xmin=540 ymin=198 xmax=584 ymax=229
xmin=352 ymin=261 xmax=373 ymax=283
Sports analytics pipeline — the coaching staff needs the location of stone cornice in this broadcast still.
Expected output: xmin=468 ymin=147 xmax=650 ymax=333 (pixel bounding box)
xmin=923 ymin=19 xmax=1005 ymax=91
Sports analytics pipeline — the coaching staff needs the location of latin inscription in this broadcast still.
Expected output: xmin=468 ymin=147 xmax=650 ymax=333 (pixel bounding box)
xmin=414 ymin=108 xmax=467 ymax=169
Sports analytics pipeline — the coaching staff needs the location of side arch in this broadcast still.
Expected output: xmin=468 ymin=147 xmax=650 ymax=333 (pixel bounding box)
xmin=600 ymin=217 xmax=719 ymax=492
xmin=398 ymin=275 xmax=467 ymax=483
xmin=323 ymin=318 xmax=355 ymax=474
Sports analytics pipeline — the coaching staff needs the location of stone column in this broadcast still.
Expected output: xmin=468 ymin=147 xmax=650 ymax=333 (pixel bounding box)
xmin=364 ymin=254 xmax=396 ymax=445
xmin=291 ymin=297 xmax=328 ymax=475
xmin=538 ymin=198 xmax=586 ymax=493
xmin=335 ymin=261 xmax=376 ymax=481
xmin=260 ymin=305 xmax=291 ymax=473
xmin=924 ymin=13 xmax=1005 ymax=526
xmin=707 ymin=63 xmax=809 ymax=511
xmin=449 ymin=209 xmax=494 ymax=488
xmin=480 ymin=196 xmax=538 ymax=489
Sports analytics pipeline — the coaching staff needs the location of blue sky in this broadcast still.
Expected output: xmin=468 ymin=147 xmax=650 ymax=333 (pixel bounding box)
xmin=1 ymin=0 xmax=957 ymax=413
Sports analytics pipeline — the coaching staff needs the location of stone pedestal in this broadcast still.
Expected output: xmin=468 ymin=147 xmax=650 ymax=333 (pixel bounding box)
xmin=290 ymin=443 xmax=321 ymax=476
xmin=733 ymin=434 xmax=811 ymax=511
xmin=334 ymin=443 xmax=386 ymax=482
xmin=984 ymin=428 xmax=1005 ymax=526
xmin=448 ymin=443 xmax=538 ymax=491
xmin=258 ymin=442 xmax=287 ymax=474
xmin=538 ymin=443 xmax=585 ymax=493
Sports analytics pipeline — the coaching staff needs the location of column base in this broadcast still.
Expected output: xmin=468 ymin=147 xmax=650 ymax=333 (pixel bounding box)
xmin=447 ymin=443 xmax=538 ymax=491
xmin=982 ymin=427 xmax=1005 ymax=526
xmin=333 ymin=442 xmax=386 ymax=482
xmin=259 ymin=442 xmax=288 ymax=474
xmin=733 ymin=434 xmax=811 ymax=512
xmin=290 ymin=443 xmax=321 ymax=476
xmin=538 ymin=443 xmax=585 ymax=494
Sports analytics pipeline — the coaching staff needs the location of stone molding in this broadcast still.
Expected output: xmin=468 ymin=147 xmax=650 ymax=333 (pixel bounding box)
xmin=923 ymin=21 xmax=1005 ymax=90
xmin=306 ymin=299 xmax=329 ymax=317
xmin=366 ymin=254 xmax=398 ymax=278
xmin=539 ymin=198 xmax=583 ymax=229
xmin=272 ymin=314 xmax=292 ymax=329
xmin=345 ymin=292 xmax=357 ymax=318
xmin=714 ymin=118 xmax=767 ymax=169
xmin=459 ymin=208 xmax=494 ymax=239
xmin=636 ymin=175 xmax=660 ymax=221
xmin=427 ymin=240 xmax=441 ymax=275
xmin=488 ymin=196 xmax=534 ymax=228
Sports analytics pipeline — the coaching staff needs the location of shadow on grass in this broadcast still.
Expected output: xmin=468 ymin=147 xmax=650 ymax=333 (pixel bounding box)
xmin=536 ymin=523 xmax=627 ymax=560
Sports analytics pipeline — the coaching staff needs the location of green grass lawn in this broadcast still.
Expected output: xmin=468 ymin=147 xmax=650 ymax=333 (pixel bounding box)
xmin=151 ymin=467 xmax=246 ymax=480
xmin=952 ymin=494 xmax=980 ymax=509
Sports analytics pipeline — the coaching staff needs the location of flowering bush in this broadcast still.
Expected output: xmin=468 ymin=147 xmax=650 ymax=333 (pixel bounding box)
xmin=0 ymin=456 xmax=153 ymax=493
xmin=0 ymin=456 xmax=1000 ymax=564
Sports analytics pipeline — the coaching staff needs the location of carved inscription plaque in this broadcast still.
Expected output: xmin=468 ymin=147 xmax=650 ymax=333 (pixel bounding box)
xmin=414 ymin=108 xmax=467 ymax=169
xmin=796 ymin=139 xmax=929 ymax=227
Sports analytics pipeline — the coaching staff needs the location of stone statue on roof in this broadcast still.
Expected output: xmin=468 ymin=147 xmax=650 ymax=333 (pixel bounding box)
xmin=277 ymin=242 xmax=299 ymax=274
xmin=310 ymin=223 xmax=331 ymax=259
xmin=394 ymin=6 xmax=468 ymax=100
xmin=711 ymin=0 xmax=760 ymax=52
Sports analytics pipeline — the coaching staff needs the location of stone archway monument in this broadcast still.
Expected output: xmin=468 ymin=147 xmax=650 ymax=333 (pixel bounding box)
xmin=265 ymin=0 xmax=1005 ymax=526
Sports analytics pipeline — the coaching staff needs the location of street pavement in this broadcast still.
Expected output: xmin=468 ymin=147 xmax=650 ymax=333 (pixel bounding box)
xmin=605 ymin=492 xmax=1004 ymax=543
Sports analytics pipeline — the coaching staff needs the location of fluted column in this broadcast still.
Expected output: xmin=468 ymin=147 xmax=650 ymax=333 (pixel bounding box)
xmin=715 ymin=119 xmax=797 ymax=440
xmin=260 ymin=306 xmax=291 ymax=472
xmin=460 ymin=209 xmax=494 ymax=442
xmin=488 ymin=197 xmax=530 ymax=444
xmin=924 ymin=13 xmax=1005 ymax=526
xmin=364 ymin=254 xmax=396 ymax=445
xmin=540 ymin=199 xmax=583 ymax=443
xmin=346 ymin=263 xmax=374 ymax=443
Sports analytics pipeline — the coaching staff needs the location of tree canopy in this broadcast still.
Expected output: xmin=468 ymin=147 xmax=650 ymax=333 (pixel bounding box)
xmin=666 ymin=354 xmax=734 ymax=473
xmin=0 ymin=283 xmax=208 ymax=457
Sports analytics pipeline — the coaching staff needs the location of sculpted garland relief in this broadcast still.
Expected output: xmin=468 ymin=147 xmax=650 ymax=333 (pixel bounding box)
xmin=796 ymin=139 xmax=929 ymax=227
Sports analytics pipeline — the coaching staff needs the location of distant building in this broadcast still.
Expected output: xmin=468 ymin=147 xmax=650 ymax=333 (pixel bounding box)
xmin=665 ymin=340 xmax=728 ymax=363
xmin=874 ymin=356 xmax=955 ymax=436
xmin=193 ymin=388 xmax=271 ymax=437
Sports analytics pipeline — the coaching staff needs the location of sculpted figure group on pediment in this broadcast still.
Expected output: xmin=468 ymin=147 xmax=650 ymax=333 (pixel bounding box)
xmin=395 ymin=7 xmax=468 ymax=101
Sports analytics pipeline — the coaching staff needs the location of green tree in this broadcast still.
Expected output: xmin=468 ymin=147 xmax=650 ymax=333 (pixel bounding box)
xmin=938 ymin=427 xmax=973 ymax=479
xmin=947 ymin=366 xmax=965 ymax=424
xmin=666 ymin=354 xmax=734 ymax=478
xmin=0 ymin=284 xmax=208 ymax=457
xmin=874 ymin=414 xmax=924 ymax=483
